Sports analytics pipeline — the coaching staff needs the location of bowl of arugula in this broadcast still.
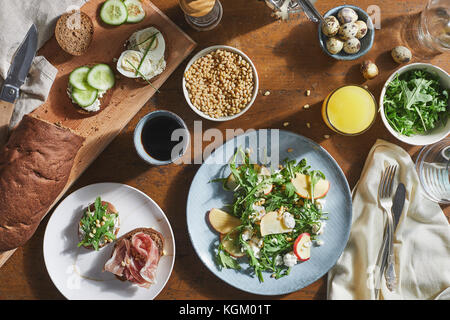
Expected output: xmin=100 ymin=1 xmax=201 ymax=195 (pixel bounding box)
xmin=380 ymin=63 xmax=449 ymax=146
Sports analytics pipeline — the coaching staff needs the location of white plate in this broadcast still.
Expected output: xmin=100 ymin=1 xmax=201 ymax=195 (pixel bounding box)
xmin=43 ymin=183 xmax=175 ymax=300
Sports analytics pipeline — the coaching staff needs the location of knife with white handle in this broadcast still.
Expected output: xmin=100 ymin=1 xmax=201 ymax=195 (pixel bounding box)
xmin=0 ymin=24 xmax=38 ymax=145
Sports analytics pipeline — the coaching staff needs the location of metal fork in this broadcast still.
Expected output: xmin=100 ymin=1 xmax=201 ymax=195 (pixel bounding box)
xmin=374 ymin=164 xmax=397 ymax=298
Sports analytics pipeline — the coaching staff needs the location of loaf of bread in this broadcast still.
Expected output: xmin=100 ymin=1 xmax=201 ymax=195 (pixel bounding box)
xmin=0 ymin=115 xmax=84 ymax=251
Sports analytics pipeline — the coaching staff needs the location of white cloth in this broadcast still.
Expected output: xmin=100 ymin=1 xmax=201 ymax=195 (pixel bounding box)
xmin=327 ymin=139 xmax=450 ymax=300
xmin=0 ymin=0 xmax=87 ymax=129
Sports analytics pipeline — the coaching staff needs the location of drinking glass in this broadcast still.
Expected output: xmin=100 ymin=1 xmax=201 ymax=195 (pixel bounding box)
xmin=415 ymin=138 xmax=450 ymax=204
xmin=417 ymin=0 xmax=450 ymax=53
xmin=179 ymin=0 xmax=223 ymax=31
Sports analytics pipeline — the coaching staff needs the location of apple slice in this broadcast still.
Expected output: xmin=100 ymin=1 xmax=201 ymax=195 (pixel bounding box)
xmin=293 ymin=233 xmax=311 ymax=261
xmin=260 ymin=211 xmax=293 ymax=237
xmin=225 ymin=173 xmax=239 ymax=191
xmin=221 ymin=229 xmax=245 ymax=258
xmin=262 ymin=183 xmax=273 ymax=195
xmin=208 ymin=208 xmax=241 ymax=234
xmin=291 ymin=173 xmax=330 ymax=199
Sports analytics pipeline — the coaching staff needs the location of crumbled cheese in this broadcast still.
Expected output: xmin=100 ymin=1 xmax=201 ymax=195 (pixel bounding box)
xmin=282 ymin=212 xmax=296 ymax=229
xmin=283 ymin=251 xmax=298 ymax=267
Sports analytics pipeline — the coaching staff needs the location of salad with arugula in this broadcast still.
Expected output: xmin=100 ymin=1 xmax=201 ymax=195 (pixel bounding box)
xmin=209 ymin=149 xmax=330 ymax=282
xmin=383 ymin=69 xmax=449 ymax=136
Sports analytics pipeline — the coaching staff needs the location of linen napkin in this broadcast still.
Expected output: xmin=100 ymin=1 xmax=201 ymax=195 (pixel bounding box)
xmin=0 ymin=0 xmax=87 ymax=129
xmin=327 ymin=139 xmax=450 ymax=300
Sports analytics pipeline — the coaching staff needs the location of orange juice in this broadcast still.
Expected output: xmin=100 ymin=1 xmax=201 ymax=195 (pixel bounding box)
xmin=322 ymin=85 xmax=376 ymax=135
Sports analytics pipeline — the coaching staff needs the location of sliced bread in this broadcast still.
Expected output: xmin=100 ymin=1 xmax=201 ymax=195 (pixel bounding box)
xmin=55 ymin=10 xmax=94 ymax=56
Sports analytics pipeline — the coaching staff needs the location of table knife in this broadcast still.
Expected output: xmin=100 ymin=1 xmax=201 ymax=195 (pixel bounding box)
xmin=392 ymin=183 xmax=406 ymax=231
xmin=385 ymin=182 xmax=406 ymax=291
xmin=0 ymin=24 xmax=38 ymax=145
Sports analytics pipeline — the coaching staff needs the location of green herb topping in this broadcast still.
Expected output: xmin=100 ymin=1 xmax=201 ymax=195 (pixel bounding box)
xmin=77 ymin=197 xmax=119 ymax=251
xmin=383 ymin=69 xmax=449 ymax=136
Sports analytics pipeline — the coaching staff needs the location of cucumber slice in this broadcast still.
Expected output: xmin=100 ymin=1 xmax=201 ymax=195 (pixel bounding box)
xmin=69 ymin=66 xmax=91 ymax=91
xmin=124 ymin=0 xmax=146 ymax=23
xmin=100 ymin=0 xmax=128 ymax=26
xmin=86 ymin=64 xmax=115 ymax=91
xmin=71 ymin=86 xmax=98 ymax=107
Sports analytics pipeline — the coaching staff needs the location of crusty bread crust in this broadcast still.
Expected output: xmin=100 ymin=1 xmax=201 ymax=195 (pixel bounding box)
xmin=55 ymin=11 xmax=94 ymax=56
xmin=0 ymin=115 xmax=84 ymax=251
xmin=78 ymin=201 xmax=120 ymax=250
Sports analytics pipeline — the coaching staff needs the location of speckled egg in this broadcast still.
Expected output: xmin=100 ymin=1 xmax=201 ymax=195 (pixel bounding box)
xmin=343 ymin=38 xmax=361 ymax=54
xmin=322 ymin=16 xmax=340 ymax=37
xmin=326 ymin=37 xmax=344 ymax=54
xmin=337 ymin=7 xmax=358 ymax=24
xmin=355 ymin=20 xmax=368 ymax=39
xmin=339 ymin=22 xmax=358 ymax=40
xmin=391 ymin=46 xmax=412 ymax=64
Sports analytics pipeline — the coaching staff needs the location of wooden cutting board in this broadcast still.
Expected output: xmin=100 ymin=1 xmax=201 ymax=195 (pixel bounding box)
xmin=0 ymin=0 xmax=196 ymax=268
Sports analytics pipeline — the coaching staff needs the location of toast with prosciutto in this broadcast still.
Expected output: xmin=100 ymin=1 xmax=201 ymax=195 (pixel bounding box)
xmin=104 ymin=228 xmax=164 ymax=288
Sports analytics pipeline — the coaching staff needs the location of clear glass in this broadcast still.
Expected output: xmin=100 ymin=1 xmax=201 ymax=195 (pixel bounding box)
xmin=179 ymin=0 xmax=223 ymax=31
xmin=415 ymin=138 xmax=450 ymax=204
xmin=418 ymin=0 xmax=450 ymax=53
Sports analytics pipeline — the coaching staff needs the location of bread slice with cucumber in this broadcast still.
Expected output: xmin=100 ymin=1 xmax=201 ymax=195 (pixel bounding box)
xmin=68 ymin=63 xmax=116 ymax=114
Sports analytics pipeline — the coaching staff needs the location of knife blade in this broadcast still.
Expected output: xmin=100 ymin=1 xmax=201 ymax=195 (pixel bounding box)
xmin=0 ymin=24 xmax=38 ymax=145
xmin=296 ymin=0 xmax=325 ymax=24
xmin=392 ymin=183 xmax=406 ymax=231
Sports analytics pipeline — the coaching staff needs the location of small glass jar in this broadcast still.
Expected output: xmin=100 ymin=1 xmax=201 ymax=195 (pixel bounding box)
xmin=179 ymin=0 xmax=223 ymax=31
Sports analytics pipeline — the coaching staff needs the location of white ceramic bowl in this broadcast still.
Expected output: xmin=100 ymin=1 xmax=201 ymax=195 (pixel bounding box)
xmin=379 ymin=63 xmax=450 ymax=146
xmin=182 ymin=45 xmax=259 ymax=121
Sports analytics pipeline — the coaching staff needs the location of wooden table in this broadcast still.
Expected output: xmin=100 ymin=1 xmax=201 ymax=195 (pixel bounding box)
xmin=0 ymin=0 xmax=448 ymax=300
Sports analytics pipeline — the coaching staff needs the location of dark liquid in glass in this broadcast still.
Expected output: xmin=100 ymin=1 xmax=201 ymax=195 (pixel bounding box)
xmin=141 ymin=115 xmax=184 ymax=161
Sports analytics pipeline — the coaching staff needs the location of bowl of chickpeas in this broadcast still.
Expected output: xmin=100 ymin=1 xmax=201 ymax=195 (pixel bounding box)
xmin=182 ymin=45 xmax=259 ymax=121
xmin=318 ymin=5 xmax=375 ymax=60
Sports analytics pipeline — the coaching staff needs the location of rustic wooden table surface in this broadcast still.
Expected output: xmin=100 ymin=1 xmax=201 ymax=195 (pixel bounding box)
xmin=0 ymin=0 xmax=448 ymax=300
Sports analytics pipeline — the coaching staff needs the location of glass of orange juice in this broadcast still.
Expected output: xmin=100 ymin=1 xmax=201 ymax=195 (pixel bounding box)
xmin=322 ymin=85 xmax=377 ymax=136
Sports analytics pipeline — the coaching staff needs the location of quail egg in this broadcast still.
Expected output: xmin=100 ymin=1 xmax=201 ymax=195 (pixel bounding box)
xmin=322 ymin=16 xmax=340 ymax=37
xmin=339 ymin=22 xmax=359 ymax=40
xmin=337 ymin=7 xmax=358 ymax=24
xmin=391 ymin=46 xmax=412 ymax=64
xmin=355 ymin=20 xmax=368 ymax=39
xmin=326 ymin=37 xmax=344 ymax=54
xmin=343 ymin=38 xmax=361 ymax=54
xmin=360 ymin=60 xmax=379 ymax=80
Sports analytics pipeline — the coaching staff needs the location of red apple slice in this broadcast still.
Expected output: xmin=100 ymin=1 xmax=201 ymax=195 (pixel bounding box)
xmin=260 ymin=211 xmax=293 ymax=236
xmin=293 ymin=233 xmax=311 ymax=261
xmin=208 ymin=208 xmax=241 ymax=234
xmin=291 ymin=173 xmax=330 ymax=199
xmin=220 ymin=229 xmax=245 ymax=258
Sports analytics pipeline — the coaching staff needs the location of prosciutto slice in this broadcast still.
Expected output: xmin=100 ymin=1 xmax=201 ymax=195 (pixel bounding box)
xmin=104 ymin=232 xmax=161 ymax=288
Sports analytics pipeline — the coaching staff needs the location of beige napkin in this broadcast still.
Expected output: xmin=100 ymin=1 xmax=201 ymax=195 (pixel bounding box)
xmin=0 ymin=0 xmax=87 ymax=129
xmin=327 ymin=139 xmax=450 ymax=300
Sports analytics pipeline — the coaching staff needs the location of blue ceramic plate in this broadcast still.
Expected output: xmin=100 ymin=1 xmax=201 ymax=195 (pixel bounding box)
xmin=186 ymin=130 xmax=352 ymax=295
